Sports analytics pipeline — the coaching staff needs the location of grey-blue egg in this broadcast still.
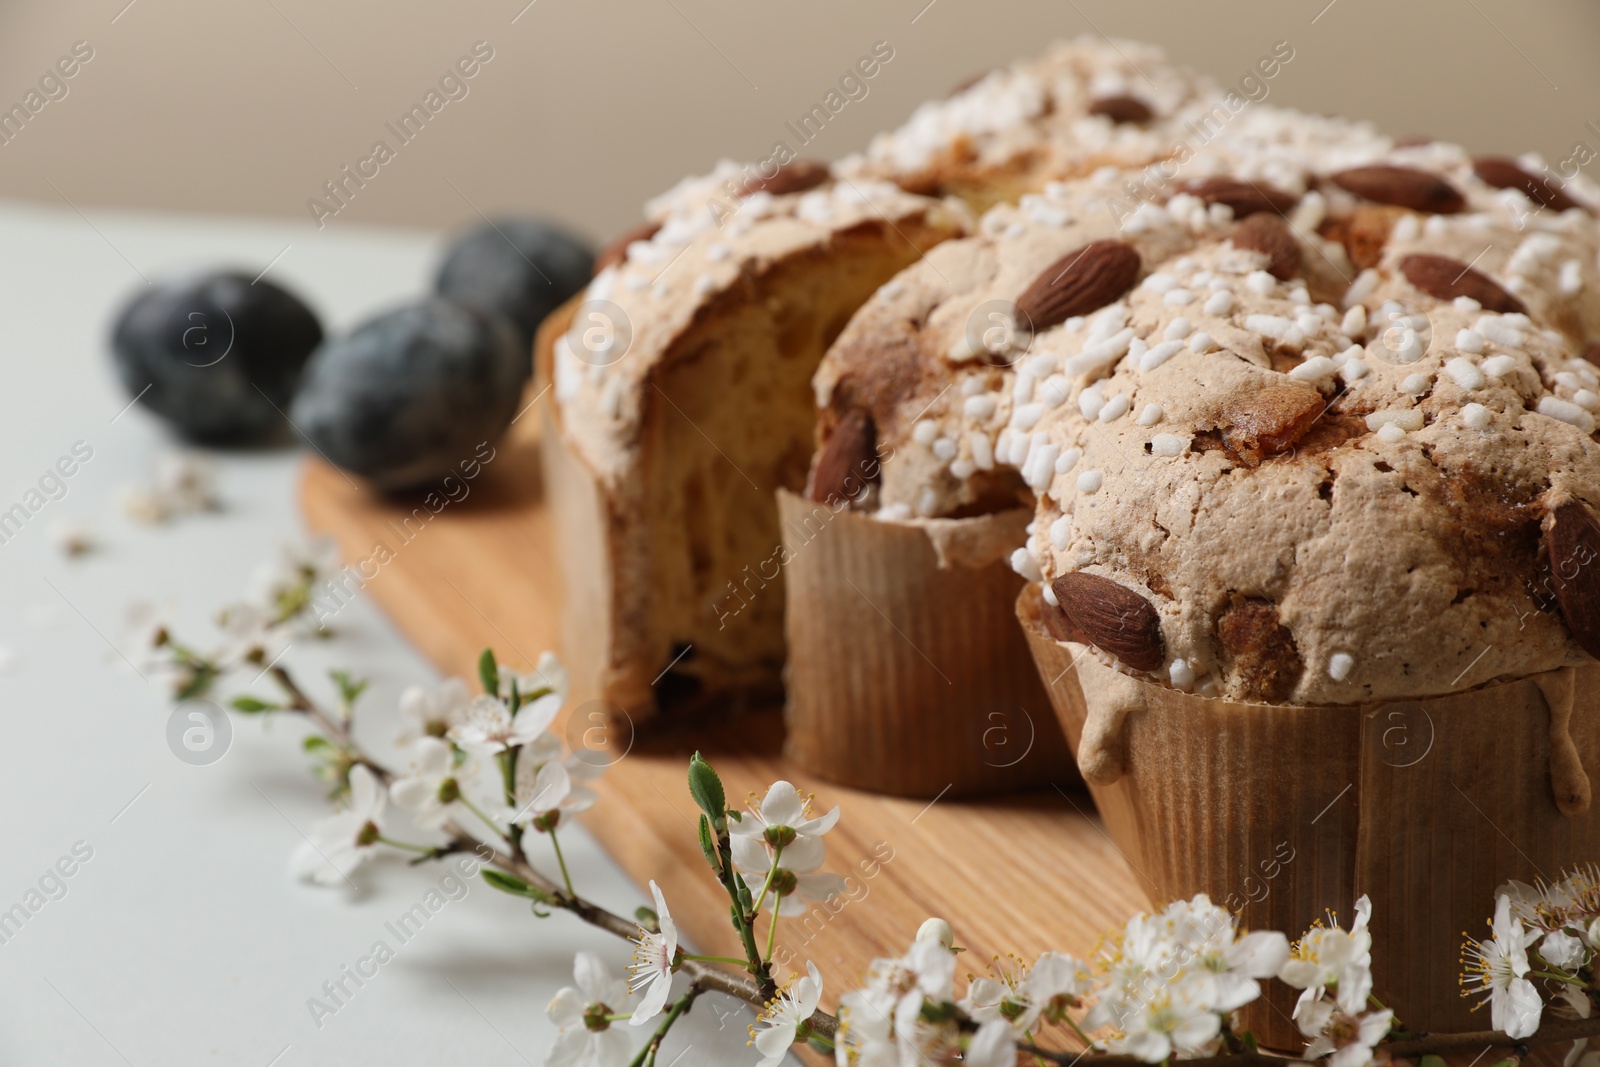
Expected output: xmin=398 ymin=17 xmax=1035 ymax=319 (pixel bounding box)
xmin=290 ymin=298 xmax=528 ymax=491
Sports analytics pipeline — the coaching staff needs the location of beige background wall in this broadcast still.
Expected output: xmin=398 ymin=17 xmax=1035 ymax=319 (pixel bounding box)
xmin=1 ymin=0 xmax=1597 ymax=245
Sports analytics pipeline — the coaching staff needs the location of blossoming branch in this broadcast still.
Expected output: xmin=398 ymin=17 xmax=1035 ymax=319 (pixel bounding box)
xmin=138 ymin=539 xmax=1600 ymax=1067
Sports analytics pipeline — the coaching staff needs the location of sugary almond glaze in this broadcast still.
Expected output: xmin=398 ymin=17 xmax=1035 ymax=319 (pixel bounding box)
xmin=838 ymin=36 xmax=1226 ymax=209
xmin=550 ymin=37 xmax=1227 ymax=715
xmin=814 ymin=105 xmax=1600 ymax=706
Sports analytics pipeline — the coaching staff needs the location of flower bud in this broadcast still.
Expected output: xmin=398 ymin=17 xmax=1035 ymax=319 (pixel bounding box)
xmin=437 ymin=778 xmax=461 ymax=803
xmin=917 ymin=917 xmax=954 ymax=950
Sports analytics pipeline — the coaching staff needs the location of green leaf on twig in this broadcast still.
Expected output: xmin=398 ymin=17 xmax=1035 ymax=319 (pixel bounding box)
xmin=687 ymin=751 xmax=727 ymax=827
xmin=231 ymin=696 xmax=279 ymax=713
xmin=481 ymin=869 xmax=559 ymax=906
xmin=329 ymin=670 xmax=368 ymax=706
xmin=478 ymin=648 xmax=499 ymax=696
xmin=481 ymin=869 xmax=531 ymax=895
xmin=302 ymin=736 xmax=332 ymax=752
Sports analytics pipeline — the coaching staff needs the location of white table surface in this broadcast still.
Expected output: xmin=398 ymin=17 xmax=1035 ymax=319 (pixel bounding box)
xmin=0 ymin=198 xmax=765 ymax=1065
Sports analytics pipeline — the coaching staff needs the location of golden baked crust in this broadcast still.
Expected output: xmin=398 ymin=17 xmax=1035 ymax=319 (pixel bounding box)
xmin=815 ymin=105 xmax=1600 ymax=705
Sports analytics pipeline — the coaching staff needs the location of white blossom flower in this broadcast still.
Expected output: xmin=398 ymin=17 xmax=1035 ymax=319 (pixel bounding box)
xmin=1500 ymin=878 xmax=1565 ymax=930
xmin=1279 ymin=895 xmax=1374 ymax=1019
xmin=834 ymin=936 xmax=959 ymax=1064
xmin=728 ymin=781 xmax=844 ymax=924
xmin=214 ymin=601 xmax=290 ymax=667
xmin=1174 ymin=896 xmax=1290 ymax=1012
xmin=964 ymin=1020 xmax=1019 ymax=1067
xmin=510 ymin=760 xmax=575 ymax=830
xmin=548 ymin=950 xmax=632 ymax=1067
xmin=1085 ymin=894 xmax=1285 ymax=1060
xmin=898 ymin=1017 xmax=964 ymax=1065
xmin=892 ymin=936 xmax=956 ymax=1006
xmin=1023 ymin=951 xmax=1096 ymax=1024
xmin=628 ymin=881 xmax=679 ymax=1025
xmin=1497 ymin=869 xmax=1600 ymax=957
xmin=962 ymin=957 xmax=1029 ymax=1032
xmin=290 ymin=765 xmax=385 ymax=886
xmin=1298 ymin=1001 xmax=1393 ymax=1067
xmin=965 ymin=950 xmax=1095 ymax=1034
xmin=1500 ymin=875 xmax=1595 ymax=943
xmin=866 ymin=936 xmax=958 ymax=1048
xmin=501 ymin=650 xmax=569 ymax=702
xmin=751 ymin=961 xmax=822 ymax=1067
xmin=730 ymin=781 xmax=839 ymax=875
xmin=395 ymin=677 xmax=472 ymax=747
xmin=388 ymin=738 xmax=459 ymax=829
xmin=1544 ymin=929 xmax=1587 ymax=971
xmin=835 ymin=988 xmax=897 ymax=1067
xmin=1085 ymin=911 xmax=1183 ymax=1033
xmin=449 ymin=691 xmax=561 ymax=755
xmin=1097 ymin=971 xmax=1223 ymax=1062
xmin=1462 ymin=893 xmax=1544 ymax=1039
xmin=507 ymin=734 xmax=601 ymax=834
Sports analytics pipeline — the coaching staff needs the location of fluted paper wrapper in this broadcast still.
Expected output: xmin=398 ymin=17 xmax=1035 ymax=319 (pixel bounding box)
xmin=1019 ymin=583 xmax=1600 ymax=1048
xmin=779 ymin=490 xmax=1074 ymax=797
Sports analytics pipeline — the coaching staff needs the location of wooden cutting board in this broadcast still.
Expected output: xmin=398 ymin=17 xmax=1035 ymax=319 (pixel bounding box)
xmin=299 ymin=402 xmax=1149 ymax=1046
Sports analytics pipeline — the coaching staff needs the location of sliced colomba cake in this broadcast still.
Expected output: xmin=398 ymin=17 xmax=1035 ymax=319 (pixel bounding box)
xmin=549 ymin=166 xmax=965 ymax=718
xmin=547 ymin=37 xmax=1227 ymax=720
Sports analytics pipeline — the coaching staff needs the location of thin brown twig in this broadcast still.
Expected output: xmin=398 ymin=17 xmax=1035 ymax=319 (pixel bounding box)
xmin=270 ymin=664 xmax=350 ymax=743
xmin=1384 ymin=1014 xmax=1600 ymax=1056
